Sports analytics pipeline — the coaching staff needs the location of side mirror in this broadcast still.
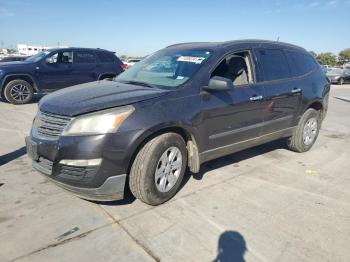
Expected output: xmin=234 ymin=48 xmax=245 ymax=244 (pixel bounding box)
xmin=204 ymin=76 xmax=234 ymax=91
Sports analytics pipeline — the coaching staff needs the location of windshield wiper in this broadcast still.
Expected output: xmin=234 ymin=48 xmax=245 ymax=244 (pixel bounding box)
xmin=119 ymin=80 xmax=156 ymax=88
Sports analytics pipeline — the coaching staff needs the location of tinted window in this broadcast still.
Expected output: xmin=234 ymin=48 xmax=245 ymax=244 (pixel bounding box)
xmin=257 ymin=49 xmax=290 ymax=81
xmin=75 ymin=51 xmax=96 ymax=63
xmin=285 ymin=50 xmax=316 ymax=76
xmin=96 ymin=51 xmax=116 ymax=63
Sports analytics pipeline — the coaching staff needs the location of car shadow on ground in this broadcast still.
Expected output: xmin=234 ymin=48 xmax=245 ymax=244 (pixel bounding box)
xmin=0 ymin=146 xmax=27 ymax=166
xmin=181 ymin=138 xmax=288 ymax=186
xmin=214 ymin=231 xmax=246 ymax=262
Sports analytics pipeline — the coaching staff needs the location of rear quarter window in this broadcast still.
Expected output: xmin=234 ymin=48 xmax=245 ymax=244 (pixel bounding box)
xmin=96 ymin=51 xmax=117 ymax=63
xmin=75 ymin=51 xmax=96 ymax=63
xmin=256 ymin=49 xmax=291 ymax=82
xmin=285 ymin=50 xmax=317 ymax=77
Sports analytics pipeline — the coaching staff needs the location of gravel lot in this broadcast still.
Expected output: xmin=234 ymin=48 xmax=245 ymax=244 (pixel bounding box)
xmin=0 ymin=85 xmax=349 ymax=262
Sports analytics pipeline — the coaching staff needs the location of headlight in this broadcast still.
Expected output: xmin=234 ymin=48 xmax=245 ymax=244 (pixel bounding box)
xmin=62 ymin=105 xmax=134 ymax=136
xmin=333 ymin=76 xmax=340 ymax=79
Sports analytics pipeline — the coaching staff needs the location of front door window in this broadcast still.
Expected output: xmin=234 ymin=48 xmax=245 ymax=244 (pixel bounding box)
xmin=46 ymin=51 xmax=73 ymax=64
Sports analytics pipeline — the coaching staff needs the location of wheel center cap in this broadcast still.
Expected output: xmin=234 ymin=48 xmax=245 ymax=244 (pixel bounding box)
xmin=165 ymin=165 xmax=171 ymax=174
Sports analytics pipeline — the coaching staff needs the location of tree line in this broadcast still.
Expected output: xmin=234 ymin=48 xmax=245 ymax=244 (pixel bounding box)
xmin=310 ymin=48 xmax=350 ymax=66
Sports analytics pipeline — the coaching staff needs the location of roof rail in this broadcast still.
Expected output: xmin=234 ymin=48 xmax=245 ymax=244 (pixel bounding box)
xmin=166 ymin=42 xmax=214 ymax=48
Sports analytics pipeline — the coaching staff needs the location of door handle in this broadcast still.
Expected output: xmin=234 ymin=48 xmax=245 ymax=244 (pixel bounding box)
xmin=291 ymin=88 xmax=301 ymax=93
xmin=250 ymin=95 xmax=263 ymax=101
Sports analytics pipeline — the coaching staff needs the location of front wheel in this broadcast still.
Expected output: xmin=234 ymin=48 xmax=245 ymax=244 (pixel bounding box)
xmin=4 ymin=80 xmax=34 ymax=105
xmin=287 ymin=108 xmax=320 ymax=152
xmin=129 ymin=133 xmax=187 ymax=205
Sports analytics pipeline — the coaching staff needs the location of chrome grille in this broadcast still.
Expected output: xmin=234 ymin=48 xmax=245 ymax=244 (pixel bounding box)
xmin=35 ymin=111 xmax=71 ymax=140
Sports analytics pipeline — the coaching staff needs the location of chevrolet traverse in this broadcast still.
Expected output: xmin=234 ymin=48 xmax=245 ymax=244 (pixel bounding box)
xmin=26 ymin=40 xmax=330 ymax=205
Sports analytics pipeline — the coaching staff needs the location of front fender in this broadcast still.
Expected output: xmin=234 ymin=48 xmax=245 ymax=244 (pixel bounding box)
xmin=123 ymin=122 xmax=201 ymax=173
xmin=0 ymin=73 xmax=39 ymax=92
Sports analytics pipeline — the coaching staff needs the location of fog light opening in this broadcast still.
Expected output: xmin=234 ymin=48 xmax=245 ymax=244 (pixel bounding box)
xmin=59 ymin=159 xmax=102 ymax=167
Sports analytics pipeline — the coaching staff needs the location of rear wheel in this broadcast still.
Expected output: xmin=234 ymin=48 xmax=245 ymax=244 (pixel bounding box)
xmin=99 ymin=74 xmax=116 ymax=81
xmin=129 ymin=133 xmax=187 ymax=205
xmin=287 ymin=108 xmax=320 ymax=152
xmin=4 ymin=80 xmax=34 ymax=105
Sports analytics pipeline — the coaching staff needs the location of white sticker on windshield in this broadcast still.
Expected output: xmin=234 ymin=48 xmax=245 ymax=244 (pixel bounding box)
xmin=176 ymin=76 xmax=185 ymax=80
xmin=177 ymin=56 xmax=205 ymax=64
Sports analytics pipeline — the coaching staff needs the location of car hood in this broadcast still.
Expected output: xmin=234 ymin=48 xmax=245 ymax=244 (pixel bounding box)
xmin=326 ymin=74 xmax=341 ymax=77
xmin=0 ymin=61 xmax=32 ymax=68
xmin=39 ymin=80 xmax=170 ymax=116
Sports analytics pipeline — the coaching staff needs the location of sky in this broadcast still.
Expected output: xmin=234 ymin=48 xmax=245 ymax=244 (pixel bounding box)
xmin=0 ymin=0 xmax=349 ymax=56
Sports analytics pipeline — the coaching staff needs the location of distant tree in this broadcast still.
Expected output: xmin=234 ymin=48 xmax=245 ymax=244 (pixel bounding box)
xmin=316 ymin=52 xmax=337 ymax=66
xmin=309 ymin=51 xmax=317 ymax=58
xmin=339 ymin=48 xmax=350 ymax=63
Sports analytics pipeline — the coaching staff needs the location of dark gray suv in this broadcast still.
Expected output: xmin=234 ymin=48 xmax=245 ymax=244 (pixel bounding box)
xmin=26 ymin=40 xmax=330 ymax=205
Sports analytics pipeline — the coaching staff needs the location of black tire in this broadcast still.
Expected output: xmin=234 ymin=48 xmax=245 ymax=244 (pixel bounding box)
xmin=99 ymin=74 xmax=116 ymax=81
xmin=339 ymin=78 xmax=344 ymax=85
xmin=129 ymin=133 xmax=187 ymax=205
xmin=287 ymin=108 xmax=320 ymax=153
xmin=0 ymin=90 xmax=9 ymax=103
xmin=4 ymin=80 xmax=34 ymax=105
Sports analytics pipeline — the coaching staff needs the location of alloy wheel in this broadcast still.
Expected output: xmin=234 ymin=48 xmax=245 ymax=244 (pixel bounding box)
xmin=154 ymin=146 xmax=183 ymax=193
xmin=303 ymin=117 xmax=318 ymax=145
xmin=10 ymin=84 xmax=31 ymax=102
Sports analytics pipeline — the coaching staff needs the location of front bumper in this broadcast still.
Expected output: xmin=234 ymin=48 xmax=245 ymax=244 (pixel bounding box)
xmin=328 ymin=77 xmax=340 ymax=83
xmin=25 ymin=129 xmax=141 ymax=201
xmin=38 ymin=171 xmax=126 ymax=201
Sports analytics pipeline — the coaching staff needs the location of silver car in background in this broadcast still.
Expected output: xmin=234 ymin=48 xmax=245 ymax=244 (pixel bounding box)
xmin=326 ymin=68 xmax=350 ymax=85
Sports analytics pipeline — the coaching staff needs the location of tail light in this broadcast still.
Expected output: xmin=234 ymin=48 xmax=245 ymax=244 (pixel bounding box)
xmin=120 ymin=64 xmax=127 ymax=71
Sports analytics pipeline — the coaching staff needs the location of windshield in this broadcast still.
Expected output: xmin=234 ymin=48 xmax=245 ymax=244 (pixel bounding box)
xmin=116 ymin=49 xmax=212 ymax=89
xmin=25 ymin=51 xmax=50 ymax=62
xmin=327 ymin=68 xmax=343 ymax=75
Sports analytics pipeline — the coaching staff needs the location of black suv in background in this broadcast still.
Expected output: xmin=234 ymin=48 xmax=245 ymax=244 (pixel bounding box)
xmin=0 ymin=48 xmax=124 ymax=104
xmin=26 ymin=40 xmax=330 ymax=205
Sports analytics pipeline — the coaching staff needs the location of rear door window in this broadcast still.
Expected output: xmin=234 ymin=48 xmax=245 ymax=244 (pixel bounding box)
xmin=256 ymin=49 xmax=290 ymax=82
xmin=285 ymin=50 xmax=317 ymax=76
xmin=75 ymin=50 xmax=96 ymax=63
